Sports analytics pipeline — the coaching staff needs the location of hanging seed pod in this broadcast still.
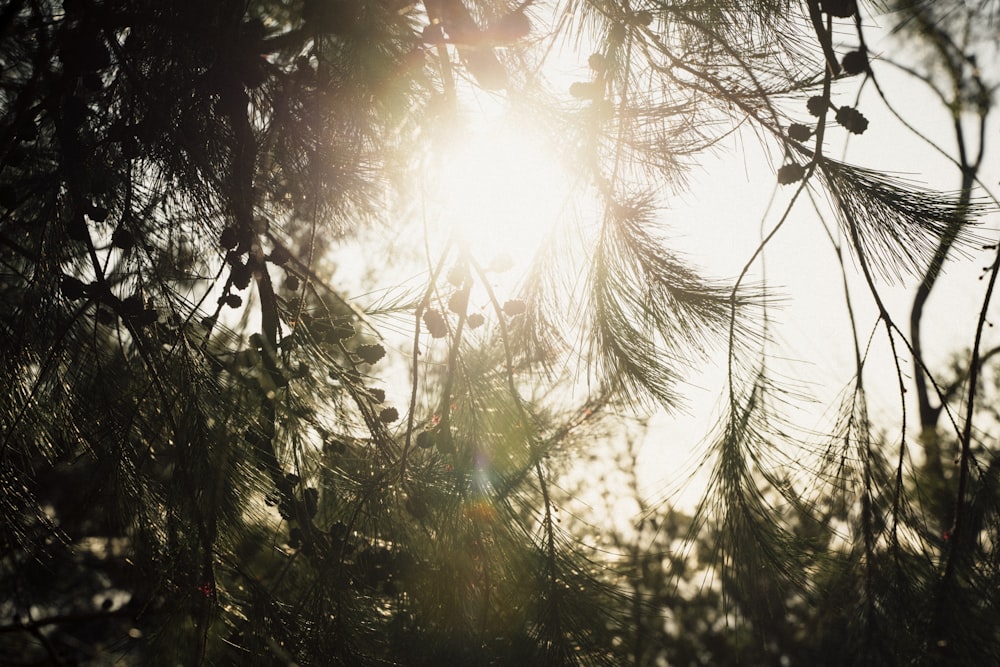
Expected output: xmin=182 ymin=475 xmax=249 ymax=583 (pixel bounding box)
xmin=806 ymin=95 xmax=828 ymax=117
xmin=369 ymin=388 xmax=385 ymax=403
xmin=111 ymin=227 xmax=134 ymax=251
xmin=488 ymin=10 xmax=530 ymax=42
xmin=329 ymin=319 xmax=355 ymax=342
xmin=356 ymin=343 xmax=386 ymax=365
xmin=324 ymin=438 xmax=348 ymax=455
xmin=423 ymin=308 xmax=447 ymax=338
xmin=86 ymin=203 xmax=108 ymax=222
xmin=634 ymin=10 xmax=653 ymax=26
xmin=379 ymin=407 xmax=399 ymax=423
xmin=446 ymin=265 xmax=467 ymax=287
xmin=788 ymin=123 xmax=812 ymax=142
xmin=502 ymin=299 xmax=526 ymax=317
xmin=777 ymin=162 xmax=806 ymax=184
xmin=220 ymin=226 xmax=239 ymax=250
xmin=236 ymin=227 xmax=255 ymax=252
xmin=415 ymin=430 xmax=433 ymax=449
xmin=421 ymin=23 xmax=444 ymax=45
xmin=231 ymin=262 xmax=252 ymax=290
xmin=269 ymin=245 xmax=290 ymax=265
xmin=820 ymin=0 xmax=857 ymax=18
xmin=224 ymin=293 xmax=243 ymax=308
xmin=135 ymin=308 xmax=158 ymax=327
xmin=120 ymin=294 xmax=145 ymax=317
xmin=835 ymin=106 xmax=869 ymax=134
xmin=60 ymin=275 xmax=89 ymax=300
xmin=841 ymin=49 xmax=868 ymax=76
xmin=285 ymin=274 xmax=300 ymax=291
xmin=467 ymin=312 xmax=485 ymax=329
xmin=448 ymin=289 xmax=468 ymax=315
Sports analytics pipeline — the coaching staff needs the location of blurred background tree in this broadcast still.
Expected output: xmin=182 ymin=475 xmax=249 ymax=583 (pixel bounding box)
xmin=1 ymin=0 xmax=999 ymax=665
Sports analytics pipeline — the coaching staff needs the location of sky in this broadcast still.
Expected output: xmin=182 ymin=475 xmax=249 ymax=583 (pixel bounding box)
xmin=636 ymin=21 xmax=1000 ymax=506
xmin=328 ymin=6 xmax=1000 ymax=515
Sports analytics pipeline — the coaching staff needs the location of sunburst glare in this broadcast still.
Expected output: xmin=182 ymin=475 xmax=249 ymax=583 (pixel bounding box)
xmin=421 ymin=102 xmax=578 ymax=284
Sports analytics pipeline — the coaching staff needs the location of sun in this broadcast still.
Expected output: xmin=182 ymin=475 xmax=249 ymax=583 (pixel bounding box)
xmin=422 ymin=103 xmax=578 ymax=279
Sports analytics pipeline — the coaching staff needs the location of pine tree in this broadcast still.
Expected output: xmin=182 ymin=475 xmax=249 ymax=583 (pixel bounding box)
xmin=1 ymin=1 xmax=999 ymax=665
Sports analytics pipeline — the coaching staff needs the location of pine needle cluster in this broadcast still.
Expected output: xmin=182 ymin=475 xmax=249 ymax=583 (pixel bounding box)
xmin=2 ymin=0 xmax=999 ymax=665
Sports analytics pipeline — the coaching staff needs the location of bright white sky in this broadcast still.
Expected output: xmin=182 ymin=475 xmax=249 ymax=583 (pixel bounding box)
xmin=638 ymin=25 xmax=1000 ymax=506
xmin=333 ymin=10 xmax=1000 ymax=513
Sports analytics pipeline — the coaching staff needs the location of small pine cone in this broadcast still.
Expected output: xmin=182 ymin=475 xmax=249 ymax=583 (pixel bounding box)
xmin=788 ymin=123 xmax=812 ymax=142
xmin=835 ymin=106 xmax=869 ymax=134
xmin=820 ymin=0 xmax=857 ymax=18
xmin=423 ymin=309 xmax=447 ymax=338
xmin=806 ymin=96 xmax=828 ymax=117
xmin=220 ymin=226 xmax=239 ymax=249
xmin=502 ymin=300 xmax=527 ymax=317
xmin=269 ymin=245 xmax=290 ymax=265
xmin=777 ymin=162 xmax=806 ymax=185
xmin=416 ymin=430 xmax=435 ymax=449
xmin=356 ymin=343 xmax=386 ymax=365
xmin=111 ymin=228 xmax=134 ymax=251
xmin=448 ymin=289 xmax=469 ymax=315
xmin=60 ymin=275 xmax=89 ymax=300
xmin=841 ymin=49 xmax=868 ymax=76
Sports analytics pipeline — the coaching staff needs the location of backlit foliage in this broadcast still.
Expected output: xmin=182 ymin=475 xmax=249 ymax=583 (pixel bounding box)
xmin=1 ymin=0 xmax=999 ymax=664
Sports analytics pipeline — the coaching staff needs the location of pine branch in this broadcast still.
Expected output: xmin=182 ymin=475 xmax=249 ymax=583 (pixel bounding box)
xmin=818 ymin=158 xmax=987 ymax=283
xmin=590 ymin=193 xmax=746 ymax=409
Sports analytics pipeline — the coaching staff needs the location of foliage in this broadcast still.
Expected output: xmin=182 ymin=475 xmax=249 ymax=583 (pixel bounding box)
xmin=1 ymin=0 xmax=1000 ymax=665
